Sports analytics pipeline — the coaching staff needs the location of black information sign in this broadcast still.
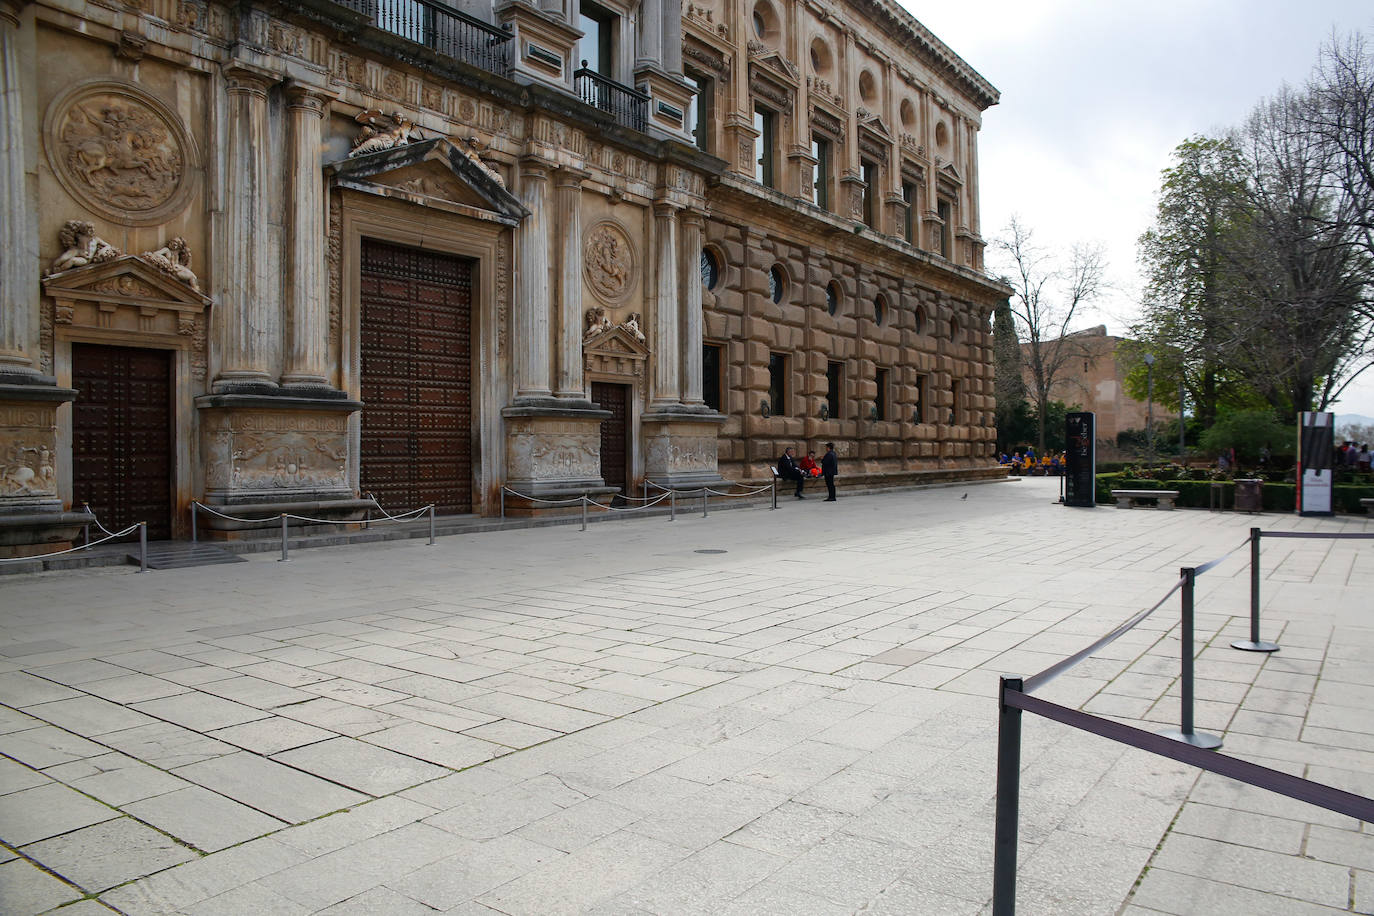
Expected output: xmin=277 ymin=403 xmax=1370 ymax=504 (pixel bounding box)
xmin=1064 ymin=412 xmax=1096 ymax=508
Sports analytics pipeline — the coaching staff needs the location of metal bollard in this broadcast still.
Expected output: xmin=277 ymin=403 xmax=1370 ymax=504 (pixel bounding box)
xmin=138 ymin=522 xmax=147 ymax=573
xmin=702 ymin=489 xmax=708 ymax=518
xmin=1232 ymin=528 xmax=1280 ymax=653
xmin=581 ymin=496 xmax=587 ymax=532
xmin=364 ymin=506 xmax=370 ymax=530
xmin=279 ymin=514 xmax=290 ymax=562
xmin=500 ymin=488 xmax=506 ymax=520
xmin=1160 ymin=567 xmax=1221 ymax=749
xmin=191 ymin=502 xmax=198 ymax=543
xmin=771 ymin=476 xmax=777 ymax=510
xmin=991 ymin=677 xmax=1023 ymax=916
xmin=670 ymin=489 xmax=676 ymax=521
xmin=428 ymin=505 xmax=436 ymax=546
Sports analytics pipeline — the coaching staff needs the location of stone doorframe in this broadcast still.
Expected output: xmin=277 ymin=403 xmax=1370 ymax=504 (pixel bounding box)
xmin=43 ymin=257 xmax=210 ymax=538
xmin=583 ymin=325 xmax=649 ymax=491
xmin=337 ymin=191 xmax=511 ymax=516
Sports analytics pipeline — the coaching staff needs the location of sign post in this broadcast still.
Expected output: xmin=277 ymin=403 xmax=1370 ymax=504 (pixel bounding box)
xmin=1063 ymin=412 xmax=1096 ymax=508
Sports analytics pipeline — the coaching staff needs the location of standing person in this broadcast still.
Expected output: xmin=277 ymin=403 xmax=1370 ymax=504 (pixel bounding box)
xmin=822 ymin=442 xmax=838 ymax=501
xmin=778 ymin=447 xmax=806 ymax=499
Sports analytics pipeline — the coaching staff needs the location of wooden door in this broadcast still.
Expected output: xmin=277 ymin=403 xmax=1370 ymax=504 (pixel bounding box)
xmin=359 ymin=239 xmax=473 ymax=514
xmin=72 ymin=344 xmax=173 ymax=540
xmin=592 ymin=382 xmax=629 ymax=492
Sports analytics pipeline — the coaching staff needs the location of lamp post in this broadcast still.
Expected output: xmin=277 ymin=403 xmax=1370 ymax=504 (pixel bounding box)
xmin=1143 ymin=353 xmax=1155 ymax=461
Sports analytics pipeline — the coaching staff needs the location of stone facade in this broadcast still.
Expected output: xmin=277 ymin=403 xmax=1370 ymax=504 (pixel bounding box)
xmin=0 ymin=0 xmax=1004 ymax=551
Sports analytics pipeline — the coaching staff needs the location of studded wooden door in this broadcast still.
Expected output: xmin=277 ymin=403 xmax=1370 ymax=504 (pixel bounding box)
xmin=359 ymin=239 xmax=473 ymax=515
xmin=592 ymin=382 xmax=629 ymax=492
xmin=71 ymin=344 xmax=174 ymax=540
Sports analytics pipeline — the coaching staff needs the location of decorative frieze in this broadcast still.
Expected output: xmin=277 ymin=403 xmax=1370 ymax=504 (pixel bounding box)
xmin=201 ymin=409 xmax=350 ymax=496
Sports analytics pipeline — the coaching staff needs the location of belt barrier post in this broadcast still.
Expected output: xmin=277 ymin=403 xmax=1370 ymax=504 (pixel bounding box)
xmin=364 ymin=505 xmax=370 ymax=530
xmin=702 ymin=489 xmax=708 ymax=518
xmin=82 ymin=502 xmax=91 ymax=545
xmin=1161 ymin=566 xmax=1221 ymax=749
xmin=1232 ymin=527 xmax=1279 ymax=653
xmin=670 ymin=489 xmax=676 ymax=521
xmin=581 ymin=496 xmax=587 ymax=532
xmin=771 ymin=476 xmax=777 ymax=510
xmin=279 ymin=514 xmax=289 ymax=562
xmin=428 ymin=505 xmax=436 ymax=546
xmin=138 ymin=522 xmax=147 ymax=573
xmin=191 ymin=502 xmax=198 ymax=544
xmin=991 ymin=677 xmax=1023 ymax=916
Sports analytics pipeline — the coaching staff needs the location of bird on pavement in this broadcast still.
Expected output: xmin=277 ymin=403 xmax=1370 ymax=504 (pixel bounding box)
xmin=961 ymin=493 xmax=968 ymax=500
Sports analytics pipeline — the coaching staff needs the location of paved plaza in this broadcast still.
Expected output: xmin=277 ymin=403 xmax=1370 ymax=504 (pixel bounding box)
xmin=0 ymin=477 xmax=1371 ymax=915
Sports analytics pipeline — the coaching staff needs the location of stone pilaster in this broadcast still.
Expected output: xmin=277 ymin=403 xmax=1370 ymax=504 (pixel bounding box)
xmin=554 ymin=167 xmax=588 ymax=399
xmin=514 ymin=158 xmax=552 ymax=401
xmin=650 ymin=202 xmax=681 ymax=407
xmin=215 ymin=65 xmax=277 ymax=392
xmin=0 ymin=0 xmax=36 ymax=378
xmin=680 ymin=210 xmax=705 ymax=405
xmin=281 ymin=85 xmax=332 ymax=390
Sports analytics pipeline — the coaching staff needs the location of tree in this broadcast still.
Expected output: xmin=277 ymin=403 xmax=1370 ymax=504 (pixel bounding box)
xmin=1307 ymin=33 xmax=1374 ymax=261
xmin=992 ymin=297 xmax=1027 ymax=451
xmin=990 ymin=217 xmax=1106 ymax=453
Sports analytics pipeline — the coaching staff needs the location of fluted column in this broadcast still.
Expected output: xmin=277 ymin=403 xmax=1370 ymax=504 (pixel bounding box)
xmin=0 ymin=0 xmax=36 ymax=376
xmin=651 ymin=202 xmax=681 ymax=406
xmin=281 ymin=86 xmax=330 ymax=388
xmin=679 ymin=211 xmax=705 ymax=405
xmin=215 ymin=66 xmax=276 ymax=390
xmin=554 ymin=167 xmax=588 ymax=399
xmin=514 ymin=159 xmax=552 ymax=399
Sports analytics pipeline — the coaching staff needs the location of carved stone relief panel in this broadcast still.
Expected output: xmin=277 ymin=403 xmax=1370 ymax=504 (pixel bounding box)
xmin=0 ymin=405 xmax=60 ymax=501
xmin=505 ymin=417 xmax=601 ymax=482
xmin=584 ymin=220 xmax=636 ymax=305
xmin=43 ymin=79 xmax=197 ymax=226
xmin=202 ymin=409 xmax=350 ymax=496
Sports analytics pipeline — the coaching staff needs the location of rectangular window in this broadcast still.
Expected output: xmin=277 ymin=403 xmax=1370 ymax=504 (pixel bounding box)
xmin=937 ymin=198 xmax=952 ymax=258
xmin=826 ymin=361 xmax=843 ymax=419
xmin=861 ymin=160 xmax=879 ymax=229
xmin=768 ymin=351 xmax=787 ymax=416
xmin=875 ymin=367 xmax=888 ymax=420
xmin=914 ymin=374 xmax=928 ymax=423
xmin=902 ymin=180 xmax=918 ymax=243
xmin=812 ymin=136 xmax=831 ymax=210
xmin=702 ymin=343 xmax=723 ymax=412
xmin=685 ymin=72 xmax=711 ymax=152
xmin=578 ymin=2 xmax=614 ymax=75
xmin=755 ymin=106 xmax=776 ymax=188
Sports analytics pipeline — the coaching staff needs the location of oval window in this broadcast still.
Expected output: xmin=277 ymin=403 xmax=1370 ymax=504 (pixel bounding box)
xmin=874 ymin=296 xmax=886 ymax=326
xmin=769 ymin=265 xmax=785 ymax=303
xmin=826 ymin=281 xmax=839 ymax=316
xmin=700 ymin=249 xmax=720 ymax=290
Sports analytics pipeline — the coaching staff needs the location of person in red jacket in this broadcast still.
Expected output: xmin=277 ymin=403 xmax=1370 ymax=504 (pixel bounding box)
xmin=799 ymin=451 xmax=820 ymax=478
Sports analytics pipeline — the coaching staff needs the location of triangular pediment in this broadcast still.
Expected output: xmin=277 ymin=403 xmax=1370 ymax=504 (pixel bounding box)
xmin=755 ymin=50 xmax=799 ymax=85
xmin=584 ymin=325 xmax=650 ymax=358
xmin=939 ymin=161 xmax=964 ymax=184
xmin=42 ymin=255 xmax=211 ymax=308
xmin=329 ymin=137 xmax=529 ymax=224
xmin=860 ymin=115 xmax=891 ymax=139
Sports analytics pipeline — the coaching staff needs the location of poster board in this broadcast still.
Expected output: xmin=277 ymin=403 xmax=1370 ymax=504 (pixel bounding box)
xmin=1064 ymin=412 xmax=1096 ymax=508
xmin=1297 ymin=411 xmax=1334 ymax=516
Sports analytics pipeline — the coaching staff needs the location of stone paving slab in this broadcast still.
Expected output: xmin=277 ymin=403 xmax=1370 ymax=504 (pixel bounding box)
xmin=0 ymin=477 xmax=1371 ymax=914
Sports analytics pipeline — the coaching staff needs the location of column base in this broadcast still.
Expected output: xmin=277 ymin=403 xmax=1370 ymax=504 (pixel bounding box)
xmin=502 ymin=404 xmax=615 ymax=516
xmin=641 ymin=406 xmax=728 ymax=489
xmin=0 ymin=381 xmax=80 ymax=555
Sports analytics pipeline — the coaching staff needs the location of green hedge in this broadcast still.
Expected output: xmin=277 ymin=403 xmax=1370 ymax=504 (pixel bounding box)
xmin=1094 ymin=473 xmax=1373 ymax=513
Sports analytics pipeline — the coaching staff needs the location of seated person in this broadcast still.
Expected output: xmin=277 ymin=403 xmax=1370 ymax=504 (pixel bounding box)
xmin=777 ymin=447 xmax=807 ymax=498
xmin=799 ymin=451 xmax=821 ymax=478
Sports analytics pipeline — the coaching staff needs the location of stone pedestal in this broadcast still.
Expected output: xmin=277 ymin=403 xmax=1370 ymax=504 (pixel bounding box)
xmin=641 ymin=407 xmax=727 ymax=488
xmin=502 ymin=405 xmax=615 ymax=515
xmin=0 ymin=380 xmax=86 ymax=555
xmin=196 ymin=393 xmax=367 ymax=531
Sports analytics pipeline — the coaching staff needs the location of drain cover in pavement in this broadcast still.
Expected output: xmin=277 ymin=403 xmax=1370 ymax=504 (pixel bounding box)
xmin=694 ymin=549 xmax=728 ymax=554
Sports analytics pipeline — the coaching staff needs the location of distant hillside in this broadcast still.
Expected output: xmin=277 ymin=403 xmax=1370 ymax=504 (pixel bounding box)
xmin=1336 ymin=413 xmax=1373 ymax=428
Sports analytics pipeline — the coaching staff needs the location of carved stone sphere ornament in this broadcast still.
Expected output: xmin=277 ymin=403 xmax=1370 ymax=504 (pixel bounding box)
xmin=44 ymin=79 xmax=197 ymax=227
xmin=584 ymin=220 xmax=635 ymax=304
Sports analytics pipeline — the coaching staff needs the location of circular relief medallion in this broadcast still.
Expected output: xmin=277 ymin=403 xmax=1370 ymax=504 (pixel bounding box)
xmin=584 ymin=220 xmax=636 ymax=304
xmin=44 ymin=79 xmax=197 ymax=226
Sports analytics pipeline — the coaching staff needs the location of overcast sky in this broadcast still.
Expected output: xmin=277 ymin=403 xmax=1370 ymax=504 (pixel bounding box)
xmin=906 ymin=1 xmax=1374 ymax=422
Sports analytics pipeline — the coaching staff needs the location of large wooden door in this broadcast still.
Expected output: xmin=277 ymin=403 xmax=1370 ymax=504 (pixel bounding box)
xmin=592 ymin=382 xmax=629 ymax=492
xmin=359 ymin=239 xmax=473 ymax=514
xmin=72 ymin=344 xmax=173 ymax=540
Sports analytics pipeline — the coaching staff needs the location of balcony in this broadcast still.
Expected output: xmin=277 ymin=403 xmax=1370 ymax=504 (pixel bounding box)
xmin=574 ymin=64 xmax=649 ymax=133
xmin=332 ymin=0 xmax=513 ymax=78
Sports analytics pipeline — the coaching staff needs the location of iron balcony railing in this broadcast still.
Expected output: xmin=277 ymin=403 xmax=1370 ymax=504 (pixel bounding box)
xmin=335 ymin=0 xmax=512 ymax=77
xmin=574 ymin=63 xmax=649 ymax=133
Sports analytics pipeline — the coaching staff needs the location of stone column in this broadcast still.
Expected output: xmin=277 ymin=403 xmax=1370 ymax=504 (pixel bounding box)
xmin=514 ymin=158 xmax=552 ymax=400
xmin=281 ymin=86 xmax=331 ymax=389
xmin=636 ymin=0 xmax=663 ymax=70
xmin=0 ymin=0 xmax=36 ymax=377
xmin=679 ymin=210 xmax=705 ymax=405
xmin=651 ymin=202 xmax=681 ymax=407
xmin=215 ymin=66 xmax=277 ymax=391
xmin=553 ymin=167 xmax=588 ymax=399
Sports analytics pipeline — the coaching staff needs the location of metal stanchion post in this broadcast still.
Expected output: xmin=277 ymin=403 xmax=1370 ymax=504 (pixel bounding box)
xmin=364 ymin=506 xmax=370 ymax=530
xmin=138 ymin=522 xmax=147 ymax=573
xmin=279 ymin=514 xmax=290 ymax=562
xmin=1233 ymin=528 xmax=1279 ymax=653
xmin=500 ymin=489 xmax=506 ymax=520
xmin=581 ymin=496 xmax=587 ymax=532
xmin=992 ymin=677 xmax=1023 ymax=916
xmin=702 ymin=489 xmax=708 ymax=518
xmin=670 ymin=489 xmax=676 ymax=521
xmin=428 ymin=505 xmax=436 ymax=546
xmin=771 ymin=476 xmax=777 ymax=510
xmin=191 ymin=502 xmax=197 ymax=543
xmin=1161 ymin=567 xmax=1222 ymax=749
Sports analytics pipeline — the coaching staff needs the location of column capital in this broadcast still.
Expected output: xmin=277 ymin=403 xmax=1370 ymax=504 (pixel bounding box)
xmin=284 ymin=81 xmax=336 ymax=114
xmin=223 ymin=62 xmax=277 ymax=97
xmin=0 ymin=0 xmax=31 ymax=28
xmin=652 ymin=200 xmax=682 ymax=218
xmin=680 ymin=208 xmax=707 ymax=229
xmin=517 ymin=154 xmax=556 ymax=180
xmin=553 ymin=164 xmax=592 ymax=188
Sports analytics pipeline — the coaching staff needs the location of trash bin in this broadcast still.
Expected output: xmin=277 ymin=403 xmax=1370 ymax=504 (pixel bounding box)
xmin=1234 ymin=478 xmax=1263 ymax=513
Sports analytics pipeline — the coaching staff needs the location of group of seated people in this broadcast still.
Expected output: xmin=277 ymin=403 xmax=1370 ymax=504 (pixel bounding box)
xmin=999 ymin=449 xmax=1066 ymax=475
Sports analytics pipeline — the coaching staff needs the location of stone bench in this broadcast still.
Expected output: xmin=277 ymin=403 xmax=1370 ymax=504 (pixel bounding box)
xmin=1112 ymin=489 xmax=1179 ymax=510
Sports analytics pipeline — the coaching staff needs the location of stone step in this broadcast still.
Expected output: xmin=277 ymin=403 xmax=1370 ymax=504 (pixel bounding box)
xmin=129 ymin=542 xmax=247 ymax=569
